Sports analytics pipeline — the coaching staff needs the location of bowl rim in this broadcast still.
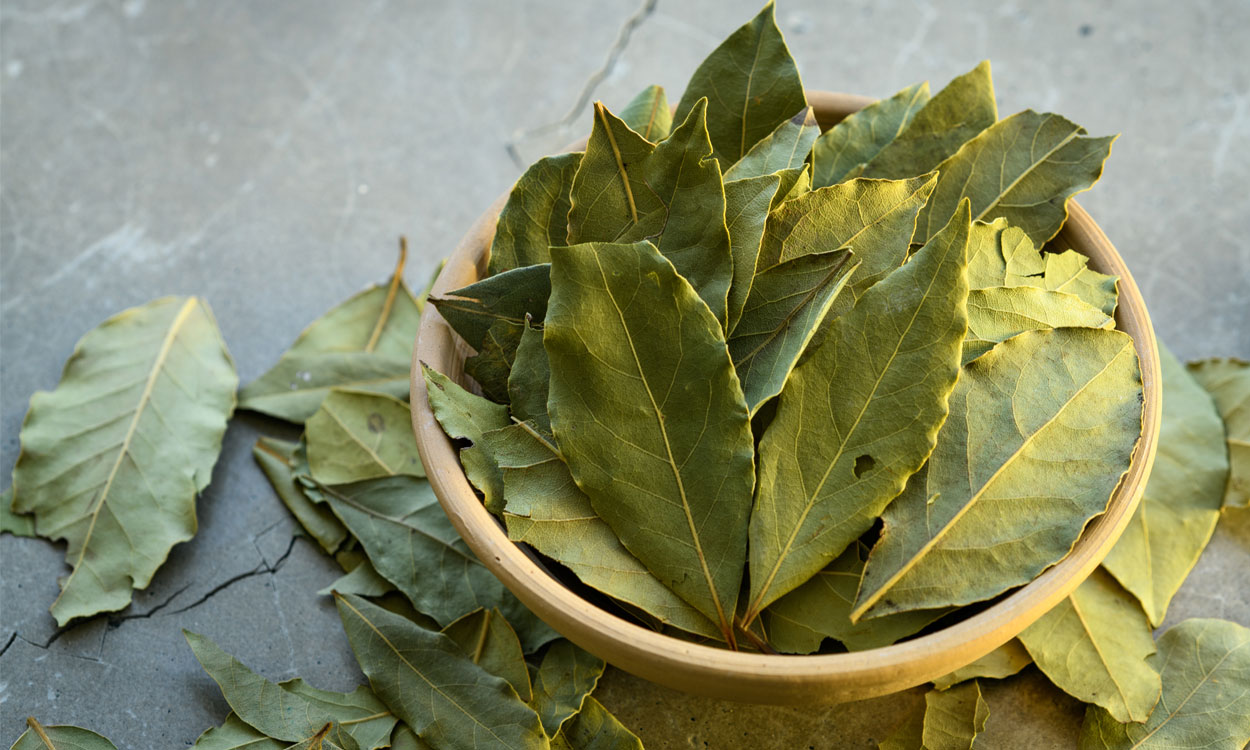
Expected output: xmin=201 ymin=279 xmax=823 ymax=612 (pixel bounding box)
xmin=411 ymin=90 xmax=1162 ymax=705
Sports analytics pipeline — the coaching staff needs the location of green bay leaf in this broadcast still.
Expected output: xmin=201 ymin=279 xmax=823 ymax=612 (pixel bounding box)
xmin=553 ymin=696 xmax=643 ymax=750
xmin=389 ymin=724 xmax=435 ymax=750
xmin=286 ymin=724 xmax=361 ymax=750
xmin=12 ymin=720 xmax=118 ymax=750
xmin=306 ymin=390 xmax=425 ymax=484
xmin=932 ymin=640 xmax=1032 ymax=691
xmin=442 ymin=608 xmax=533 ymax=702
xmin=854 ymin=327 xmax=1142 ymax=620
xmin=191 ymin=714 xmax=285 ymax=750
xmin=430 ymin=264 xmax=551 ymax=351
xmin=530 ymin=640 xmax=606 ymax=738
xmin=963 ymin=286 xmax=1113 ymax=363
xmin=723 ymin=106 xmax=820 ymax=182
xmin=1018 ymin=569 xmax=1161 ymax=723
xmin=1039 ymin=249 xmax=1119 ymax=316
xmin=506 ymin=322 xmax=552 ymax=434
xmin=488 ymin=153 xmax=581 ymax=276
xmin=254 ymin=437 xmax=349 ymax=555
xmin=673 ymin=1 xmax=806 ymax=165
xmin=1078 ymin=619 xmax=1250 ymax=750
xmin=464 ymin=319 xmax=525 ymax=403
xmin=746 ymin=202 xmax=971 ymax=620
xmin=618 ymin=84 xmax=671 ymax=142
xmin=335 ymin=594 xmax=549 ymax=750
xmin=1102 ymin=345 xmax=1227 ymax=626
xmin=1187 ymin=358 xmax=1249 ymax=516
xmin=878 ymin=705 xmax=924 ymax=750
xmin=812 ymin=81 xmax=929 ymax=187
xmin=922 ymin=680 xmax=990 ymax=750
xmin=423 ymin=365 xmax=513 ymax=515
xmin=724 ymin=172 xmax=785 ymax=332
xmin=1 ymin=487 xmax=36 ymax=537
xmin=544 ymin=241 xmax=754 ymax=640
xmin=320 ymin=557 xmax=394 ymax=598
xmin=11 ymin=296 xmax=237 ymax=626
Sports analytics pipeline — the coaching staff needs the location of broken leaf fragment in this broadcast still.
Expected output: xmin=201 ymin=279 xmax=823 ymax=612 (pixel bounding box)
xmin=963 ymin=286 xmax=1113 ymax=363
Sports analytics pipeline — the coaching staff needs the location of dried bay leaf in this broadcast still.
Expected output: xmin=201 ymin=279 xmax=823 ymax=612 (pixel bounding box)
xmin=191 ymin=714 xmax=285 ymax=750
xmin=507 ymin=322 xmax=551 ymax=435
xmin=336 ymin=594 xmax=550 ymax=750
xmin=11 ymin=296 xmax=237 ymax=625
xmin=932 ymin=640 xmax=1032 ymax=691
xmin=254 ymin=437 xmax=349 ymax=555
xmin=1102 ymin=345 xmax=1226 ymax=626
xmin=922 ymin=680 xmax=990 ymax=750
xmin=913 ymin=110 xmax=1117 ymax=247
xmin=1 ymin=487 xmax=36 ymax=537
xmin=306 ymin=390 xmax=425 ymax=484
xmin=317 ymin=476 xmax=556 ymax=653
xmin=488 ymin=153 xmax=581 ymax=276
xmin=566 ymin=101 xmax=733 ymax=325
xmin=855 ymin=327 xmax=1142 ymax=620
xmin=320 ymin=557 xmax=394 ymax=598
xmin=495 ymin=423 xmax=721 ymax=640
xmin=745 ymin=202 xmax=971 ymax=620
xmin=287 ymin=724 xmax=362 ymax=750
xmin=184 ymin=630 xmax=396 ymax=748
xmin=530 ymin=640 xmax=606 ymax=738
xmin=423 ymin=365 xmax=512 ymax=514
xmin=1188 ymin=358 xmax=1249 ymax=516
xmin=544 ymin=241 xmax=755 ymax=640
xmin=877 ymin=706 xmax=925 ymax=750
xmin=812 ymin=81 xmax=930 ymax=188
xmin=1079 ymin=619 xmax=1250 ymax=750
xmin=963 ymin=286 xmax=1113 ymax=363
xmin=442 ymin=608 xmax=533 ymax=702
xmin=552 ymin=696 xmax=643 ymax=750
xmin=673 ymin=1 xmax=806 ymax=166
xmin=723 ymin=106 xmax=820 ymax=182
xmin=724 ymin=173 xmax=784 ymax=332
xmin=389 ymin=725 xmax=434 ymax=750
xmin=239 ymin=249 xmax=421 ymax=423
xmin=465 ymin=319 xmax=525 ymax=403
xmin=430 ymin=264 xmax=551 ymax=351
xmin=1018 ymin=569 xmax=1161 ymax=723
xmin=618 ymin=84 xmax=671 ymax=142
xmin=12 ymin=719 xmax=118 ymax=750
xmin=861 ymin=61 xmax=996 ymax=180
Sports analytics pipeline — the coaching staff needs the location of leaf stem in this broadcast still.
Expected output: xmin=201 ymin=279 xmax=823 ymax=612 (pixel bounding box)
xmin=27 ymin=718 xmax=55 ymax=750
xmin=596 ymin=102 xmax=638 ymax=224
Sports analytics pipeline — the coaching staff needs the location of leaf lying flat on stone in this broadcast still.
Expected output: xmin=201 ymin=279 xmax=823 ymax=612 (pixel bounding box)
xmin=932 ymin=640 xmax=1032 ymax=691
xmin=254 ymin=437 xmax=348 ymax=555
xmin=1018 ymin=568 xmax=1161 ymax=724
xmin=286 ymin=724 xmax=362 ymax=750
xmin=922 ymin=680 xmax=990 ymax=750
xmin=673 ymin=0 xmax=806 ymax=166
xmin=567 ymin=101 xmax=733 ymax=325
xmin=318 ymin=476 xmax=556 ymax=653
xmin=430 ymin=264 xmax=551 ymax=351
xmin=855 ymin=327 xmax=1142 ymax=620
xmin=723 ymin=106 xmax=820 ymax=182
xmin=1079 ymin=619 xmax=1250 ymax=750
xmin=544 ymin=241 xmax=755 ymax=641
xmin=913 ymin=110 xmax=1117 ymax=247
xmin=861 ymin=61 xmax=997 ymax=180
xmin=336 ymin=594 xmax=549 ymax=750
xmin=320 ymin=557 xmax=394 ymax=598
xmin=191 ymin=714 xmax=285 ymax=750
xmin=0 ymin=487 xmax=36 ymax=537
xmin=423 ymin=365 xmax=512 ymax=515
xmin=11 ymin=296 xmax=237 ymax=626
xmin=184 ymin=630 xmax=396 ymax=748
xmin=388 ymin=725 xmax=435 ymax=750
xmin=963 ymin=286 xmax=1113 ymax=363
xmin=530 ymin=640 xmax=607 ymax=738
xmin=12 ymin=719 xmax=119 ymax=750
xmin=877 ymin=705 xmax=925 ymax=750
xmin=1102 ymin=345 xmax=1227 ymax=626
xmin=812 ymin=81 xmax=930 ymax=187
xmin=306 ymin=390 xmax=425 ymax=484
xmin=239 ymin=250 xmax=422 ymax=423
xmin=495 ymin=423 xmax=720 ymax=639
xmin=745 ymin=202 xmax=971 ymax=621
xmin=442 ymin=608 xmax=533 ymax=702
xmin=488 ymin=153 xmax=581 ymax=276
xmin=618 ymin=84 xmax=671 ymax=142
xmin=1188 ymin=358 xmax=1250 ymax=516
xmin=552 ymin=696 xmax=644 ymax=750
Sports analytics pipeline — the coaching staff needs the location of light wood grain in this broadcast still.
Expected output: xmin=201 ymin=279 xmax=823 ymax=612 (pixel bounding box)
xmin=410 ymin=92 xmax=1161 ymax=705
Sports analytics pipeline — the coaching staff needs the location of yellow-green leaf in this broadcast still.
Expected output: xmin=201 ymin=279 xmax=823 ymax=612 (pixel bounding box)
xmin=388 ymin=724 xmax=434 ymax=750
xmin=1018 ymin=569 xmax=1161 ymax=724
xmin=932 ymin=640 xmax=1032 ymax=691
xmin=286 ymin=724 xmax=360 ymax=750
xmin=488 ymin=153 xmax=581 ymax=276
xmin=855 ymin=327 xmax=1142 ymax=620
xmin=11 ymin=296 xmax=237 ymax=626
xmin=618 ymin=84 xmax=671 ymax=142
xmin=306 ymin=390 xmax=425 ymax=484
xmin=553 ymin=696 xmax=643 ymax=750
xmin=724 ymin=107 xmax=820 ymax=182
xmin=191 ymin=714 xmax=285 ymax=750
xmin=922 ymin=680 xmax=990 ymax=750
xmin=12 ymin=719 xmax=118 ymax=750
xmin=963 ymin=286 xmax=1113 ymax=363
xmin=1188 ymin=358 xmax=1249 ymax=516
xmin=544 ymin=241 xmax=754 ymax=640
xmin=320 ymin=557 xmax=393 ymax=598
xmin=1 ymin=487 xmax=36 ymax=538
xmin=254 ymin=437 xmax=348 ymax=555
xmin=423 ymin=365 xmax=512 ymax=514
xmin=745 ymin=202 xmax=971 ymax=620
xmin=530 ymin=640 xmax=606 ymax=738
xmin=442 ymin=608 xmax=533 ymax=702
xmin=812 ymin=81 xmax=930 ymax=187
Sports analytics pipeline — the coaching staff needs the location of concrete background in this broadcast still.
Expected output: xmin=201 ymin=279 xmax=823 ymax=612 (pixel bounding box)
xmin=1 ymin=0 xmax=1247 ymax=746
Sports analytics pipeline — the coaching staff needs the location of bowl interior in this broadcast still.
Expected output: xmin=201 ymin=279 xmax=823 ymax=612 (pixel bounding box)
xmin=410 ymin=91 xmax=1162 ymax=705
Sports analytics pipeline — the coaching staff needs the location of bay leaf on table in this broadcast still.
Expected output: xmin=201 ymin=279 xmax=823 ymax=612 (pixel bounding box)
xmin=861 ymin=61 xmax=996 ymax=180
xmin=932 ymin=640 xmax=1032 ymax=691
xmin=305 ymin=390 xmax=425 ymax=484
xmin=1187 ymin=358 xmax=1249 ymax=516
xmin=854 ymin=327 xmax=1142 ymax=620
xmin=488 ymin=153 xmax=581 ymax=276
xmin=442 ymin=608 xmax=533 ymax=702
xmin=1079 ymin=619 xmax=1250 ymax=750
xmin=618 ymin=84 xmax=671 ymax=142
xmin=745 ymin=202 xmax=971 ymax=622
xmin=422 ymin=365 xmax=513 ymax=515
xmin=319 ymin=556 xmax=394 ymax=598
xmin=336 ymin=593 xmax=549 ymax=750
xmin=0 ymin=487 xmax=36 ymax=537
xmin=912 ymin=110 xmax=1117 ymax=247
xmin=184 ymin=630 xmax=396 ymax=748
xmin=429 ymin=263 xmax=551 ymax=351
xmin=764 ymin=543 xmax=950 ymax=654
xmin=723 ymin=106 xmax=820 ymax=182
xmin=529 ymin=640 xmax=606 ymax=738
xmin=727 ymin=248 xmax=857 ymax=415
xmin=10 ymin=296 xmax=237 ymax=626
xmin=724 ymin=172 xmax=784 ymax=332
xmin=318 ymin=475 xmax=556 ymax=653
xmin=239 ymin=249 xmax=421 ymax=423
xmin=465 ymin=319 xmax=525 ymax=403
xmin=673 ymin=0 xmax=805 ymax=166
xmin=495 ymin=423 xmax=721 ymax=639
xmin=506 ymin=322 xmax=551 ymax=435
xmin=922 ymin=680 xmax=990 ymax=750
xmin=963 ymin=285 xmax=1113 ymax=363
xmin=566 ymin=100 xmax=732 ymax=325
xmin=812 ymin=81 xmax=929 ymax=188
xmin=286 ymin=724 xmax=362 ymax=750
xmin=254 ymin=437 xmax=349 ymax=555
xmin=12 ymin=719 xmax=118 ymax=750
xmin=191 ymin=714 xmax=285 ymax=750
xmin=389 ymin=724 xmax=435 ymax=750
xmin=1102 ymin=344 xmax=1227 ymax=626
xmin=1018 ymin=568 xmax=1161 ymax=724
xmin=544 ymin=241 xmax=755 ymax=642
xmin=552 ymin=696 xmax=644 ymax=750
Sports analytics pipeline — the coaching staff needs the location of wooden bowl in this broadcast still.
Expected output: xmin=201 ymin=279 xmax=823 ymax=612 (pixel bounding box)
xmin=411 ymin=91 xmax=1162 ymax=704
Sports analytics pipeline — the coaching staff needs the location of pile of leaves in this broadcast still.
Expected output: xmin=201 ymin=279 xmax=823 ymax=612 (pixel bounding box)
xmin=3 ymin=3 xmax=1249 ymax=749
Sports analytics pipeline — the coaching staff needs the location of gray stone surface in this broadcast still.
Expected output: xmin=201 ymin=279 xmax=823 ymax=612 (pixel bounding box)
xmin=1 ymin=0 xmax=1247 ymax=747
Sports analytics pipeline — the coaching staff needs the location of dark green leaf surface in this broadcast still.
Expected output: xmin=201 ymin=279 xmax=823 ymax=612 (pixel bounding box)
xmin=320 ymin=557 xmax=394 ymax=598
xmin=812 ymin=81 xmax=929 ymax=187
xmin=618 ymin=84 xmax=671 ymax=141
xmin=723 ymin=106 xmax=820 ymax=182
xmin=507 ymin=322 xmax=551 ymax=435
xmin=465 ymin=319 xmax=525 ymax=403
xmin=553 ymin=697 xmax=643 ymax=750
xmin=488 ymin=153 xmax=581 ymax=275
xmin=724 ymin=172 xmax=784 ymax=331
xmin=423 ymin=365 xmax=513 ymax=514
xmin=922 ymin=680 xmax=990 ymax=750
xmin=442 ymin=608 xmax=533 ymax=702
xmin=932 ymin=640 xmax=1032 ymax=690
xmin=254 ymin=437 xmax=348 ymax=555
xmin=544 ymin=241 xmax=755 ymax=639
xmin=306 ymin=390 xmax=425 ymax=484
xmin=529 ymin=640 xmax=606 ymax=738
xmin=431 ymin=264 xmax=551 ymax=351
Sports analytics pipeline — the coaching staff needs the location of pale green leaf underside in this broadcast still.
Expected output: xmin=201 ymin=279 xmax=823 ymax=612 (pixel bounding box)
xmin=618 ymin=84 xmax=672 ymax=142
xmin=553 ymin=696 xmax=644 ymax=750
xmin=423 ymin=365 xmax=513 ymax=515
xmin=530 ymin=640 xmax=606 ymax=738
xmin=812 ymin=81 xmax=929 ymax=187
xmin=922 ymin=680 xmax=990 ymax=750
xmin=964 ymin=285 xmax=1113 ymax=363
xmin=1 ymin=487 xmax=36 ymax=537
xmin=190 ymin=714 xmax=285 ymax=750
xmin=254 ymin=437 xmax=348 ymax=555
xmin=1188 ymin=358 xmax=1250 ymax=513
xmin=723 ymin=106 xmax=820 ymax=182
xmin=306 ymin=389 xmax=426 ymax=484
xmin=442 ymin=608 xmax=533 ymax=702
xmin=932 ymin=640 xmax=1032 ymax=690
xmin=488 ymin=152 xmax=581 ymax=276
xmin=12 ymin=722 xmax=119 ymax=750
